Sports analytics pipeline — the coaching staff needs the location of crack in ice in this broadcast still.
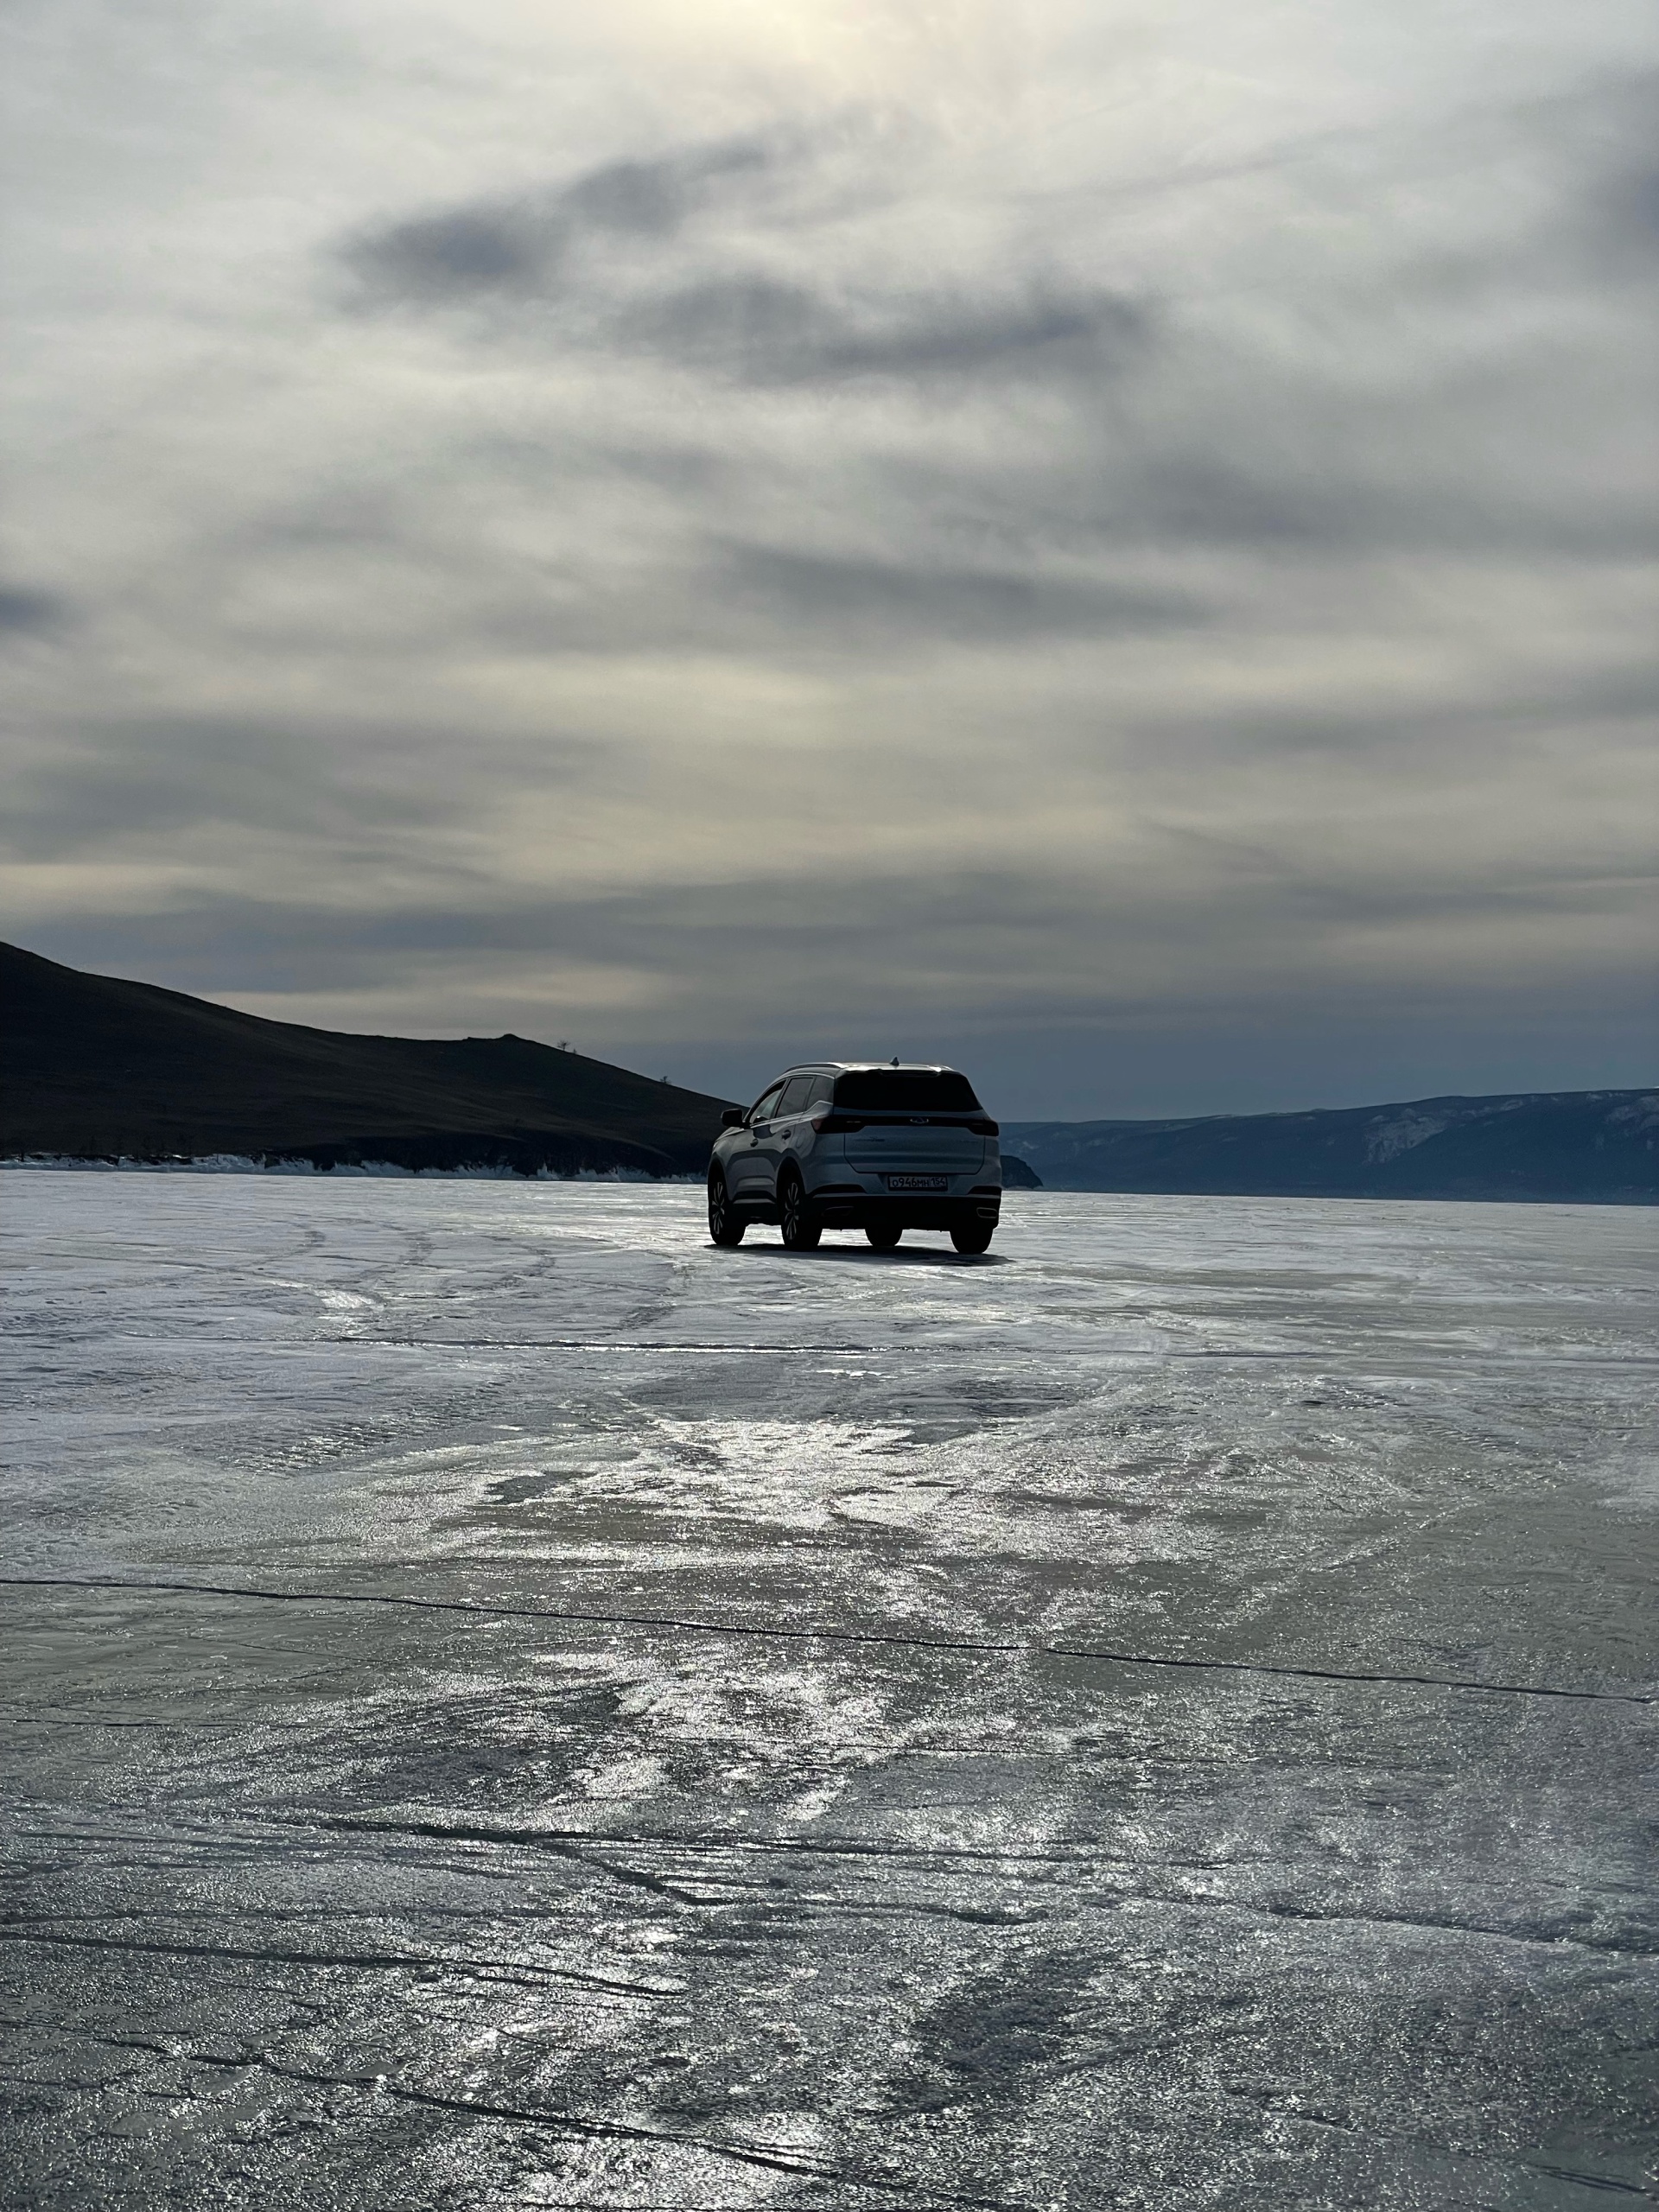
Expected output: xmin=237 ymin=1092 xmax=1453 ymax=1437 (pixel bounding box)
xmin=3 ymin=1574 xmax=1649 ymax=1706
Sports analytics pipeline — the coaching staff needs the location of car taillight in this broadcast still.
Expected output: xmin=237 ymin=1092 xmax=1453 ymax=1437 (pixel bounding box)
xmin=969 ymin=1117 xmax=999 ymax=1136
xmin=810 ymin=1114 xmax=864 ymax=1134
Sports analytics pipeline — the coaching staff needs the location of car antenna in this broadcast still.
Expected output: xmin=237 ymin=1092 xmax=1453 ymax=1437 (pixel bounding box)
xmin=891 ymin=1055 xmax=899 ymax=1065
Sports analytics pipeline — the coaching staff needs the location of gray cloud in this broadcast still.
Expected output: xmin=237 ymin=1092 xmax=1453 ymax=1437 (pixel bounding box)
xmin=617 ymin=277 xmax=1146 ymax=383
xmin=563 ymin=142 xmax=774 ymax=231
xmin=349 ymin=206 xmax=551 ymax=300
xmin=347 ymin=158 xmax=1146 ymax=390
xmin=0 ymin=716 xmax=591 ymax=861
xmin=0 ymin=585 xmax=69 ymax=636
xmin=1604 ymin=162 xmax=1659 ymax=264
xmin=712 ymin=543 xmax=1205 ymax=642
xmin=1103 ymin=455 xmax=1659 ymax=559
xmin=342 ymin=137 xmax=779 ymax=307
xmin=1576 ymin=71 xmax=1659 ymax=264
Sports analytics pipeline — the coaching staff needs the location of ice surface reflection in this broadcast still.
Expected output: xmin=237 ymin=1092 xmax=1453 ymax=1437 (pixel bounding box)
xmin=2 ymin=1176 xmax=1655 ymax=2208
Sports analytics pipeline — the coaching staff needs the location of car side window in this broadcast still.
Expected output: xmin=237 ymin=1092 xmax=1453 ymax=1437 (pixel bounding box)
xmin=776 ymin=1077 xmax=815 ymax=1117
xmin=748 ymin=1084 xmax=785 ymax=1125
xmin=804 ymin=1073 xmax=835 ymax=1109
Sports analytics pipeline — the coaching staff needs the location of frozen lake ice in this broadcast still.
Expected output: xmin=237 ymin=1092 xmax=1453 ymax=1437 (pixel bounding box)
xmin=2 ymin=1173 xmax=1655 ymax=2209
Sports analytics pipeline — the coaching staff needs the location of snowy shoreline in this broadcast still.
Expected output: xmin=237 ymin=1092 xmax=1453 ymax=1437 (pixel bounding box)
xmin=0 ymin=1152 xmax=695 ymax=1181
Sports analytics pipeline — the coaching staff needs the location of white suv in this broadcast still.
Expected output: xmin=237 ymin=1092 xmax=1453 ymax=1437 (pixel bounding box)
xmin=708 ymin=1062 xmax=1002 ymax=1253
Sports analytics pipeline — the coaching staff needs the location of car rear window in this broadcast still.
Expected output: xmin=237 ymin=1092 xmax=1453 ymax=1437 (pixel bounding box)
xmin=833 ymin=1071 xmax=982 ymax=1113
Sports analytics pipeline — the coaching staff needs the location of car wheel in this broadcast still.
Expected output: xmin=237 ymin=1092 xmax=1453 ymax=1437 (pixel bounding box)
xmin=865 ymin=1222 xmax=902 ymax=1250
xmin=709 ymin=1169 xmax=746 ymax=1246
xmin=950 ymin=1221 xmax=994 ymax=1254
xmin=779 ymin=1170 xmax=821 ymax=1250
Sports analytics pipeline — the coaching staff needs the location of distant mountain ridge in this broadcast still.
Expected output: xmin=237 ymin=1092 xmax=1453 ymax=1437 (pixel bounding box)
xmin=5 ymin=942 xmax=1651 ymax=1198
xmin=1001 ymin=1091 xmax=1658 ymax=1204
xmin=0 ymin=942 xmax=733 ymax=1176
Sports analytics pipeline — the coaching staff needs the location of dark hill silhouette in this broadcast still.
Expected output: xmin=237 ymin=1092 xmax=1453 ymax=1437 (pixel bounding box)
xmin=1002 ymin=1091 xmax=1658 ymax=1204
xmin=0 ymin=942 xmax=733 ymax=1175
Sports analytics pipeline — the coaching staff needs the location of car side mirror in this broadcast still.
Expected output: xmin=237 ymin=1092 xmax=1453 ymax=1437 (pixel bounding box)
xmin=721 ymin=1107 xmax=745 ymax=1128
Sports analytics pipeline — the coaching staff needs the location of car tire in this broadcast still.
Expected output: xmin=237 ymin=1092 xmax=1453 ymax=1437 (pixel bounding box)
xmin=709 ymin=1169 xmax=746 ymax=1246
xmin=779 ymin=1170 xmax=821 ymax=1250
xmin=950 ymin=1221 xmax=994 ymax=1255
xmin=865 ymin=1222 xmax=902 ymax=1250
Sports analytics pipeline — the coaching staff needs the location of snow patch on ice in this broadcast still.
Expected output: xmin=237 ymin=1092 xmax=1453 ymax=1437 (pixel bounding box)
xmin=1 ymin=1152 xmax=321 ymax=1174
xmin=0 ymin=1153 xmax=698 ymax=1181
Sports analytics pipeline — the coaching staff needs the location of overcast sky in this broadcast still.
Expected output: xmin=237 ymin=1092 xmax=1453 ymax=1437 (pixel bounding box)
xmin=3 ymin=0 xmax=1655 ymax=1116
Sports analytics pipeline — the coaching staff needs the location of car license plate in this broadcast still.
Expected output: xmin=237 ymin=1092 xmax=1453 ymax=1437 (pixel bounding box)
xmin=887 ymin=1173 xmax=948 ymax=1192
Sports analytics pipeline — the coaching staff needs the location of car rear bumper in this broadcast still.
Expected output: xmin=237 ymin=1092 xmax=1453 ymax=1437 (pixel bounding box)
xmin=808 ymin=1186 xmax=1001 ymax=1232
xmin=709 ymin=1150 xmax=1001 ymax=1232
